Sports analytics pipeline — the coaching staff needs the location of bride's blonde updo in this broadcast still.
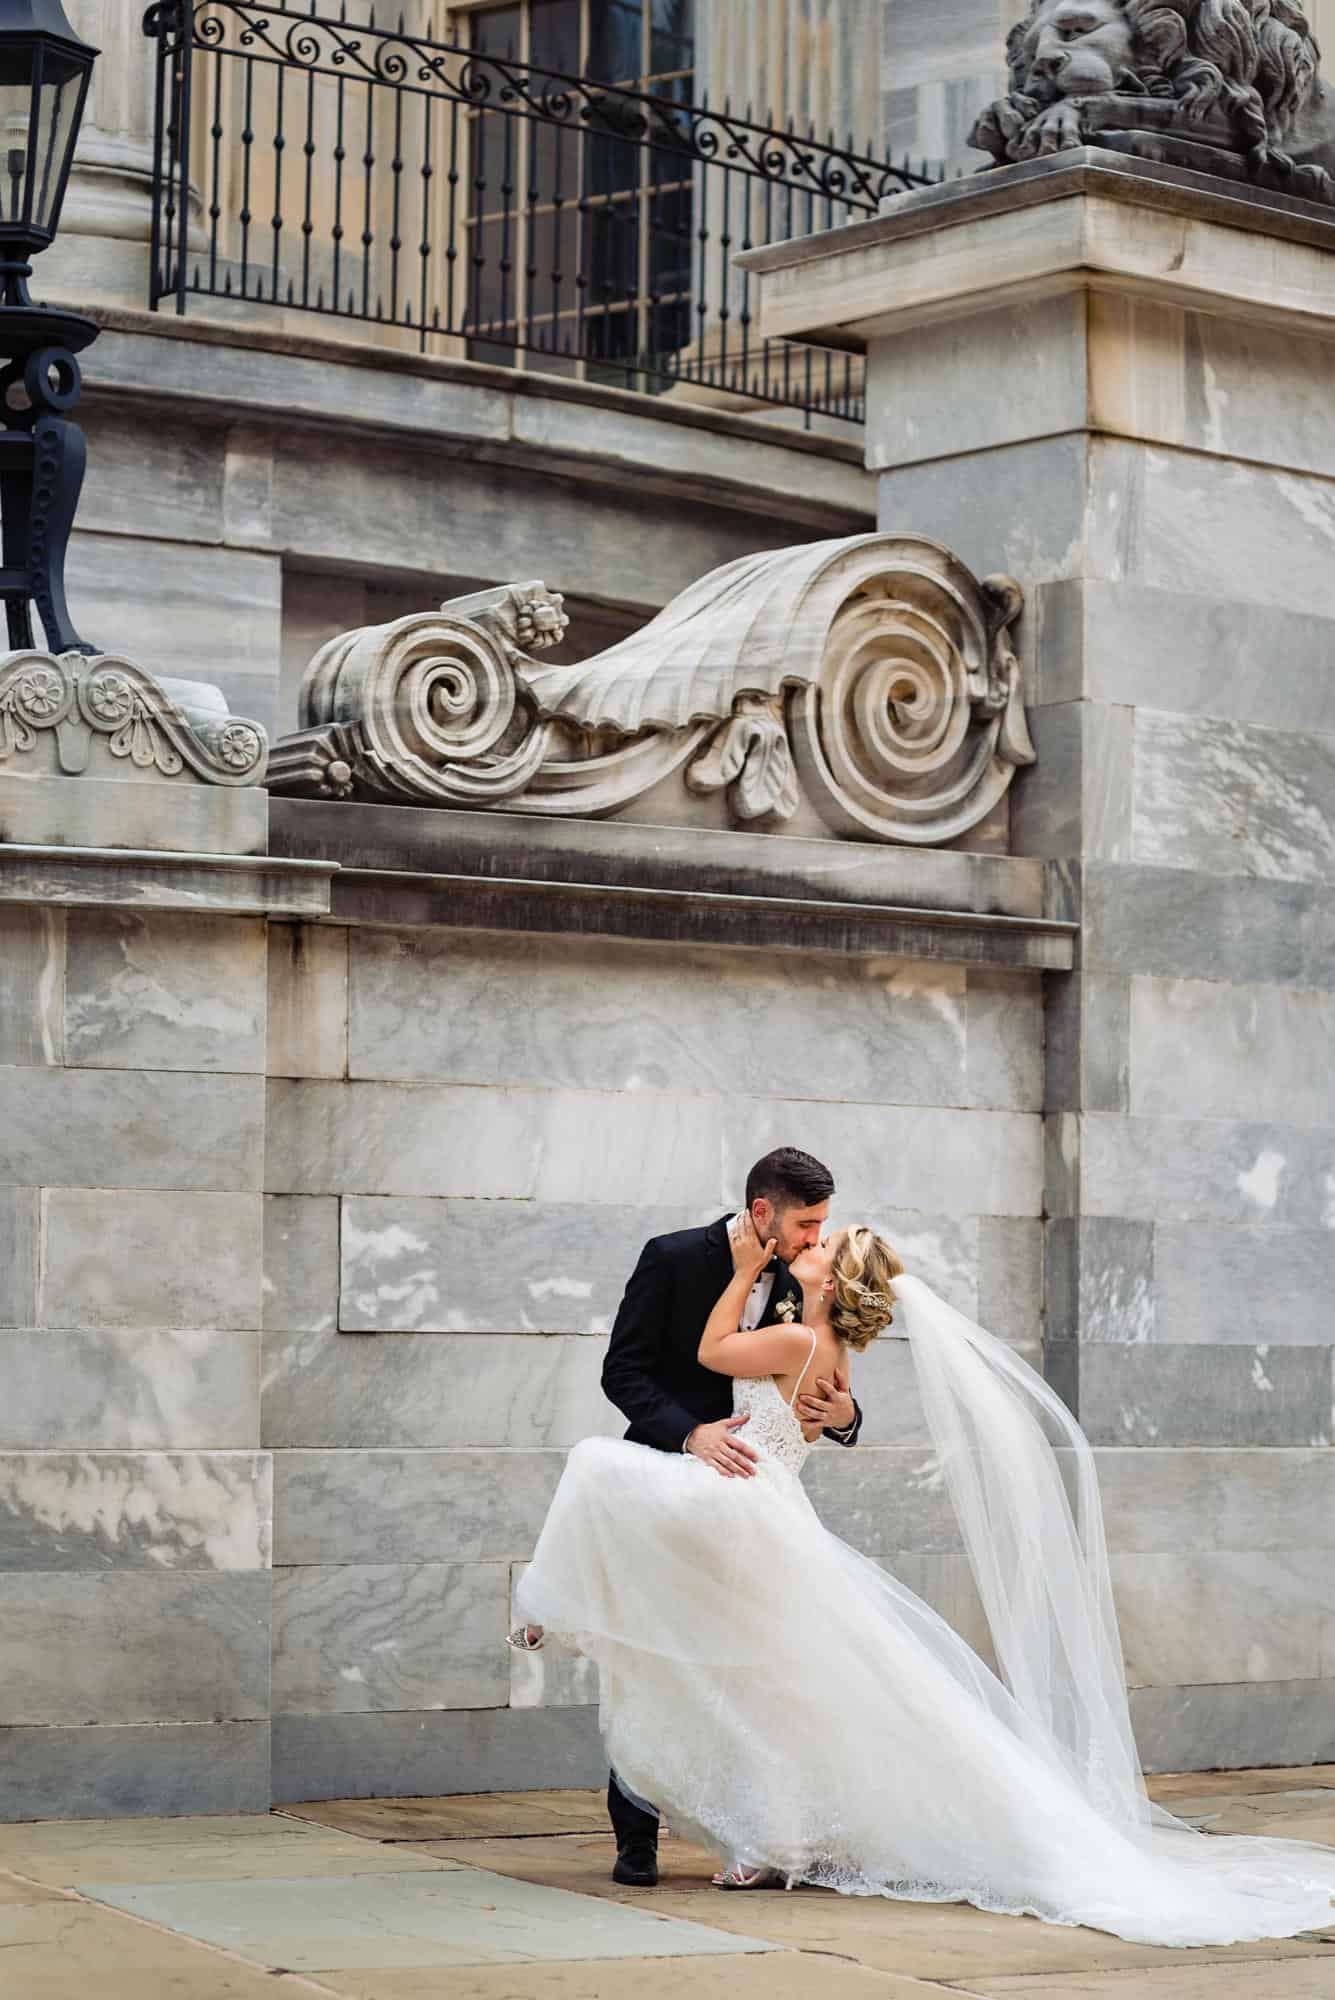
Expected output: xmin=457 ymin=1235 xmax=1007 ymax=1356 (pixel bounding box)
xmin=830 ymin=1228 xmax=904 ymax=1351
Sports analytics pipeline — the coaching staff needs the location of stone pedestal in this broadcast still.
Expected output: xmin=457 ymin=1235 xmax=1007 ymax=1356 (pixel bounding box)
xmin=743 ymin=148 xmax=1335 ymax=1765
xmin=0 ymin=650 xmax=269 ymax=855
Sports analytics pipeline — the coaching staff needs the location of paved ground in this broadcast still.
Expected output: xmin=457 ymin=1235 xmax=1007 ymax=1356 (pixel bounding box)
xmin=2 ymin=1769 xmax=1335 ymax=1997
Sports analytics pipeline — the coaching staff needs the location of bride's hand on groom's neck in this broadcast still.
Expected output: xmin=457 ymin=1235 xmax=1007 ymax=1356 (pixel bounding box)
xmin=727 ymin=1210 xmax=776 ymax=1280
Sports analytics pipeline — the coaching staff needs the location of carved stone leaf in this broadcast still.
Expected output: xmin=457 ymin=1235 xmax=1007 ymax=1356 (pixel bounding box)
xmin=736 ymin=724 xmax=800 ymax=821
xmin=689 ymin=711 xmax=800 ymax=821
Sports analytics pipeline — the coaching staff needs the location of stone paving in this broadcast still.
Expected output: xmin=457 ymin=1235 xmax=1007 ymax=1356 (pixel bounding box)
xmin=1 ymin=1771 xmax=1334 ymax=1998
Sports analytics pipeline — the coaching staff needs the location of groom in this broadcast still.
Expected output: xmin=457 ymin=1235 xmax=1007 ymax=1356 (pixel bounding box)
xmin=598 ymin=1145 xmax=864 ymax=1886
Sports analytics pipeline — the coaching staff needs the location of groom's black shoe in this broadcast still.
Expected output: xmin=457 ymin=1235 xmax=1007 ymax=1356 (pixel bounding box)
xmin=608 ymin=1772 xmax=660 ymax=1886
xmin=612 ymin=1838 xmax=659 ymax=1888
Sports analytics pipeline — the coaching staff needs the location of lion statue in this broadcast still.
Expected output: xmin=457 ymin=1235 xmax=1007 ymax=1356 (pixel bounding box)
xmin=969 ymin=0 xmax=1335 ymax=204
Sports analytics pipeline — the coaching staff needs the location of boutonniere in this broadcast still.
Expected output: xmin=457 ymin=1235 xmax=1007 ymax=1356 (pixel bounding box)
xmin=774 ymin=1296 xmax=798 ymax=1323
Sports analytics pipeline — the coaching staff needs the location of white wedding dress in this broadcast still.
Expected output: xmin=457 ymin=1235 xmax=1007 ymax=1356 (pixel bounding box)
xmin=516 ymin=1274 xmax=1335 ymax=1944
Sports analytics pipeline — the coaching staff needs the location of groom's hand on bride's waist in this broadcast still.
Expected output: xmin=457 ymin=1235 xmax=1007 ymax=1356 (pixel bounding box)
xmin=683 ymin=1413 xmax=759 ymax=1478
xmin=795 ymin=1366 xmax=856 ymax=1434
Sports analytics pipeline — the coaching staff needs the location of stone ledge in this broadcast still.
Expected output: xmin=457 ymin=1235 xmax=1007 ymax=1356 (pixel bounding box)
xmin=741 ymin=147 xmax=1335 ymax=348
xmin=742 ymin=148 xmax=1335 ymax=282
xmin=0 ymin=1720 xmax=270 ymax=1821
xmin=82 ymin=309 xmax=871 ymax=533
xmin=0 ymin=844 xmax=334 ymax=919
xmin=270 ymin=800 xmax=1074 ymax=969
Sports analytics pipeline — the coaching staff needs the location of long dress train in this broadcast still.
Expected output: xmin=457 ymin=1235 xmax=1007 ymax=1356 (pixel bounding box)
xmin=516 ymin=1276 xmax=1335 ymax=1945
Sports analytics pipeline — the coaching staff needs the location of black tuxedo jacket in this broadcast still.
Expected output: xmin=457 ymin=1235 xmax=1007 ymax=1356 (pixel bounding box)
xmin=601 ymin=1213 xmax=864 ymax=1455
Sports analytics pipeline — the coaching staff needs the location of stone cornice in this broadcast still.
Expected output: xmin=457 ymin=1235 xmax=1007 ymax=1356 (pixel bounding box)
xmin=0 ymin=844 xmax=334 ymax=918
xmin=270 ymin=800 xmax=1076 ymax=968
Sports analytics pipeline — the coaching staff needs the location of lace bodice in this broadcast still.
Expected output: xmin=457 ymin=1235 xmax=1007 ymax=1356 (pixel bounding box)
xmin=732 ymin=1374 xmax=812 ymax=1476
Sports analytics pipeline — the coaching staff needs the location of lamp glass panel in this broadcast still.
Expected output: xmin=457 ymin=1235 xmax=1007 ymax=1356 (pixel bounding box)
xmin=0 ymin=34 xmax=34 ymax=228
xmin=33 ymin=67 xmax=82 ymax=232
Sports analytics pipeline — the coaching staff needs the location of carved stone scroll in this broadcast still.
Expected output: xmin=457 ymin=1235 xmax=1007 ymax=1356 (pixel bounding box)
xmin=0 ymin=650 xmax=267 ymax=786
xmin=268 ymin=535 xmax=1035 ymax=847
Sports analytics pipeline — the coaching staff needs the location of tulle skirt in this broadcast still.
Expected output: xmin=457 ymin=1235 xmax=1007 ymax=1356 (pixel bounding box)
xmin=517 ymin=1436 xmax=1335 ymax=1946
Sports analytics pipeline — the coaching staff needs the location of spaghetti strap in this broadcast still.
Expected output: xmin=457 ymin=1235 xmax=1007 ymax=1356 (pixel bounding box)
xmin=787 ymin=1329 xmax=819 ymax=1409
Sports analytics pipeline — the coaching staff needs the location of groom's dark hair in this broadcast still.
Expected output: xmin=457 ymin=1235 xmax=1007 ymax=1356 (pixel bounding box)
xmin=745 ymin=1147 xmax=835 ymax=1211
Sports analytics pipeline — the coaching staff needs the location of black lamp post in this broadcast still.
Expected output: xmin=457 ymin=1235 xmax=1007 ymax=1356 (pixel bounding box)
xmin=0 ymin=0 xmax=99 ymax=654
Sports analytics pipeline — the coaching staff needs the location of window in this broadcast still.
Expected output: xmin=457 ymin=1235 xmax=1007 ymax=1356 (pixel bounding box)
xmin=457 ymin=0 xmax=695 ymax=384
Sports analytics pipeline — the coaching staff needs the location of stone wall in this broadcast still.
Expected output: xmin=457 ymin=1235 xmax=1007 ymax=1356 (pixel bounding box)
xmin=259 ymin=901 xmax=1046 ymax=1803
xmin=0 ymin=898 xmax=272 ymax=1818
xmin=6 ymin=664 xmax=1332 ymax=1808
xmin=0 ymin=803 xmax=1071 ymax=1816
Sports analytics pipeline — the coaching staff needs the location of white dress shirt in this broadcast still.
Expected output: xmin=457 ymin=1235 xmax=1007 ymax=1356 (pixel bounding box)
xmin=741 ymin=1265 xmax=777 ymax=1331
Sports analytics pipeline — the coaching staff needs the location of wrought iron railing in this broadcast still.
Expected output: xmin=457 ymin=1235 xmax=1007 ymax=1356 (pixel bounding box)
xmin=143 ymin=1 xmax=938 ymax=425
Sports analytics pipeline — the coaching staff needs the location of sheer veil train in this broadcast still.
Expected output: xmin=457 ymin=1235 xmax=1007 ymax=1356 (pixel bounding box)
xmin=894 ymin=1272 xmax=1335 ymax=1924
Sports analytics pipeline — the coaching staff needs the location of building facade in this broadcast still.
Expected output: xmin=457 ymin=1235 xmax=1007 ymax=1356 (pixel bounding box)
xmin=0 ymin=0 xmax=1332 ymax=1819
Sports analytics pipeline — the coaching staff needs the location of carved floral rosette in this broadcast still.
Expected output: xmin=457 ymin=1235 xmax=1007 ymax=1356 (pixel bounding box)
xmin=0 ymin=650 xmax=268 ymax=785
xmin=269 ymin=537 xmax=1035 ymax=846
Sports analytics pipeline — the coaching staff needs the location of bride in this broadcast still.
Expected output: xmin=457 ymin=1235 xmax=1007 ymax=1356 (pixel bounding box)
xmin=512 ymin=1218 xmax=1335 ymax=1945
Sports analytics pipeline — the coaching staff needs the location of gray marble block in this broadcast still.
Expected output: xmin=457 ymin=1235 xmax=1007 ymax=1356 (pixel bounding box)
xmin=964 ymin=969 xmax=1043 ymax=1113
xmin=1082 ymin=862 xmax=1335 ymax=990
xmin=1085 ymin=440 xmax=1335 ymax=627
xmin=43 ymin=1188 xmax=263 ymax=1333
xmin=1076 ymin=582 xmax=1335 ymax=736
xmin=265 ymin=1077 xmax=724 ymax=1205
xmin=1091 ymin=1446 xmax=1335 ymax=1555
xmin=1044 ymin=1217 xmax=1156 ymax=1345
xmin=263 ymin=1194 xmax=340 ymax=1334
xmin=0 ymin=1572 xmax=270 ymax=1725
xmin=339 ymin=1197 xmax=706 ymax=1335
xmin=261 ymin=1326 xmax=619 ymax=1450
xmin=1080 ymin=1113 xmax=1335 ymax=1229
xmin=274 ymin=1450 xmax=566 ymax=1566
xmin=1155 ymin=1223 xmax=1335 ymax=1346
xmin=0 ymin=1185 xmax=38 ymax=1329
xmin=1044 ymin=972 xmax=1130 ymax=1117
xmin=0 ymin=1720 xmax=270 ymax=1821
xmin=1133 ymin=707 xmax=1335 ymax=887
xmin=0 ymin=904 xmax=63 ymax=1066
xmin=0 ymin=1066 xmax=265 ymax=1192
xmin=0 ymin=1452 xmax=272 ymax=1571
xmin=270 ymin=1705 xmax=605 ymax=1803
xmin=975 ymin=1216 xmax=1043 ymax=1345
xmin=1129 ymin=975 xmax=1335 ymax=1128
xmin=1111 ymin=1550 xmax=1335 ymax=1690
xmin=0 ymin=771 xmax=271 ymax=857
xmin=268 ymin=922 xmax=349 ymax=1081
xmin=1130 ymin=1678 xmax=1335 ymax=1775
xmin=0 ymin=1327 xmax=261 ymax=1450
xmin=271 ymin=1562 xmax=509 ymax=1714
xmin=63 ymin=910 xmax=267 ymax=1074
xmin=1071 ymin=1343 xmax=1332 ymax=1447
xmin=348 ymin=929 xmax=980 ymax=1110
xmin=876 ymin=433 xmax=1090 ymax=588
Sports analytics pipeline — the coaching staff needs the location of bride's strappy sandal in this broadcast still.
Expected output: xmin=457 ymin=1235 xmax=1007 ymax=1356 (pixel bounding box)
xmin=711 ymin=1863 xmax=784 ymax=1890
xmin=505 ymin=1624 xmax=545 ymax=1652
